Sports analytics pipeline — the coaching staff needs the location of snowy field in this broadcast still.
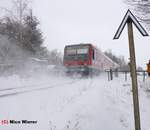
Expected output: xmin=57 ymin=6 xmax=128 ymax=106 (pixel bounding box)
xmin=0 ymin=73 xmax=150 ymax=130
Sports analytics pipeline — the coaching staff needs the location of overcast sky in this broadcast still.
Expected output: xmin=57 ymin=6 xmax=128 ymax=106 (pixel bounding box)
xmin=0 ymin=0 xmax=150 ymax=68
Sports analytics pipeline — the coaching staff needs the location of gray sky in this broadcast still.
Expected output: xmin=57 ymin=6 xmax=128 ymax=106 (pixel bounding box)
xmin=1 ymin=0 xmax=150 ymax=68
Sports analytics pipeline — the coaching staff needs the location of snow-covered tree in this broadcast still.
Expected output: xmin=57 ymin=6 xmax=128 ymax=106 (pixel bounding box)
xmin=22 ymin=10 xmax=44 ymax=53
xmin=0 ymin=0 xmax=45 ymax=55
xmin=0 ymin=0 xmax=63 ymax=75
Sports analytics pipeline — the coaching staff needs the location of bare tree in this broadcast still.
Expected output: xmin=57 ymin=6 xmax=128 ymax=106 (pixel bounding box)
xmin=125 ymin=0 xmax=150 ymax=31
xmin=12 ymin=0 xmax=31 ymax=42
xmin=0 ymin=0 xmax=47 ymax=60
xmin=0 ymin=0 xmax=31 ymax=42
xmin=1 ymin=0 xmax=30 ymax=22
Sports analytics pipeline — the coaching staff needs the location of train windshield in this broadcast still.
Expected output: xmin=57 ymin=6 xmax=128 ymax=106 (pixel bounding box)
xmin=64 ymin=45 xmax=89 ymax=60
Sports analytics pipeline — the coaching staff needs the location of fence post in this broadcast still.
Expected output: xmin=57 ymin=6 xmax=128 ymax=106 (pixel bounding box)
xmin=143 ymin=71 xmax=146 ymax=82
xmin=115 ymin=68 xmax=118 ymax=77
xmin=110 ymin=69 xmax=113 ymax=80
xmin=125 ymin=71 xmax=127 ymax=81
xmin=107 ymin=71 xmax=110 ymax=81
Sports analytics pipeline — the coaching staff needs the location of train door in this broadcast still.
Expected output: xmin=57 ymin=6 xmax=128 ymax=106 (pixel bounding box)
xmin=92 ymin=48 xmax=97 ymax=66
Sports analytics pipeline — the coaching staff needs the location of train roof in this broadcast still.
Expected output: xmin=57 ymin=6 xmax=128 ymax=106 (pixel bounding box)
xmin=101 ymin=53 xmax=120 ymax=68
xmin=65 ymin=43 xmax=93 ymax=48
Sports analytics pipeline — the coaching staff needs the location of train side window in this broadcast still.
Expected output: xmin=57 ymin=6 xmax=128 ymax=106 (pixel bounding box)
xmin=93 ymin=50 xmax=95 ymax=60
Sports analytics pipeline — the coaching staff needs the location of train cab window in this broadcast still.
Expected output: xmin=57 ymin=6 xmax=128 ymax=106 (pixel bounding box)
xmin=93 ymin=50 xmax=95 ymax=60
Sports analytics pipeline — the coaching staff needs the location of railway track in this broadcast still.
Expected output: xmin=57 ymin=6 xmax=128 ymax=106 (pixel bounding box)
xmin=0 ymin=77 xmax=83 ymax=98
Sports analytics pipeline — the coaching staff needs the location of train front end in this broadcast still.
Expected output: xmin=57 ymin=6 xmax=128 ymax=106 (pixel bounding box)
xmin=63 ymin=44 xmax=92 ymax=75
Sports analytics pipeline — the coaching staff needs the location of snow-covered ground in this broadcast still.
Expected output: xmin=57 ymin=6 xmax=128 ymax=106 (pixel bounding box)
xmin=0 ymin=73 xmax=150 ymax=130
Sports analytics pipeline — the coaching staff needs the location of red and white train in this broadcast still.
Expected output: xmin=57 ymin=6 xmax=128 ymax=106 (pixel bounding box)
xmin=63 ymin=43 xmax=119 ymax=75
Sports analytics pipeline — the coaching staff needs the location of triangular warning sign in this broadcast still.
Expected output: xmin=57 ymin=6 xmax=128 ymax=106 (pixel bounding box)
xmin=113 ymin=9 xmax=148 ymax=39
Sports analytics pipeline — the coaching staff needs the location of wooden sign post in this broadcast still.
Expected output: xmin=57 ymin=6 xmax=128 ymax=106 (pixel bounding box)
xmin=113 ymin=10 xmax=148 ymax=130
